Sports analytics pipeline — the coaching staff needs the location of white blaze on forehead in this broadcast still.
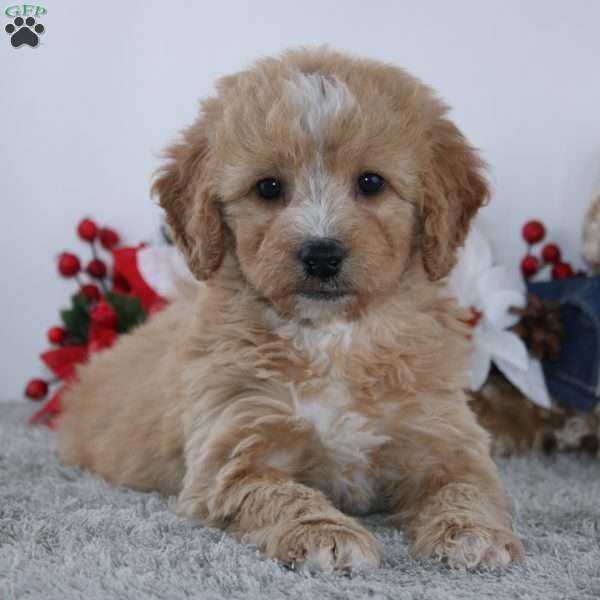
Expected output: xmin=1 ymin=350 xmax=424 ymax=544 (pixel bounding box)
xmin=284 ymin=73 xmax=356 ymax=240
xmin=285 ymin=72 xmax=356 ymax=144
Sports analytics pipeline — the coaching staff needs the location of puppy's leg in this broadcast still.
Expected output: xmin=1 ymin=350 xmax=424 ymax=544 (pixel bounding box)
xmin=177 ymin=397 xmax=380 ymax=573
xmin=383 ymin=397 xmax=523 ymax=569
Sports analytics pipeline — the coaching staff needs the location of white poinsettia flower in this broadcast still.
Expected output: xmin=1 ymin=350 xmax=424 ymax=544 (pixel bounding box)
xmin=137 ymin=245 xmax=200 ymax=299
xmin=448 ymin=226 xmax=552 ymax=409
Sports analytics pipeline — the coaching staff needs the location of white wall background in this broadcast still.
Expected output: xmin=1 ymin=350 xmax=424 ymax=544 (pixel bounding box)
xmin=2 ymin=0 xmax=600 ymax=401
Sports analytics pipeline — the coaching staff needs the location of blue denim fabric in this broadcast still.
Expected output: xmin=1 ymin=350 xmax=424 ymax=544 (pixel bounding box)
xmin=528 ymin=275 xmax=600 ymax=412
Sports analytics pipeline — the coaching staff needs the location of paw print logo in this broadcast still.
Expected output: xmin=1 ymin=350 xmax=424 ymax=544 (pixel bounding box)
xmin=5 ymin=16 xmax=45 ymax=48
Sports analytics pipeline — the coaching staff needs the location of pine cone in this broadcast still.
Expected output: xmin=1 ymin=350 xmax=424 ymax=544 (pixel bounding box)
xmin=510 ymin=293 xmax=564 ymax=360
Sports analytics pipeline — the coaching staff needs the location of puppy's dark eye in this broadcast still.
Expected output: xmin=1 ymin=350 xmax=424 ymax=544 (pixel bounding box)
xmin=256 ymin=178 xmax=283 ymax=200
xmin=357 ymin=173 xmax=385 ymax=196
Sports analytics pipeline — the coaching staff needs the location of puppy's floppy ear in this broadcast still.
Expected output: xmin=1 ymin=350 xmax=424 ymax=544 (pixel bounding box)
xmin=420 ymin=116 xmax=490 ymax=281
xmin=152 ymin=125 xmax=225 ymax=280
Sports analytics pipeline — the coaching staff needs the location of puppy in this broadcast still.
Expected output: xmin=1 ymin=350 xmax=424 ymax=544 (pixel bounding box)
xmin=58 ymin=48 xmax=523 ymax=573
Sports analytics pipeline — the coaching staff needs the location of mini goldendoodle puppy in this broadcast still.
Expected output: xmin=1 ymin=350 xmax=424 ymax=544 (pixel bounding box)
xmin=58 ymin=48 xmax=523 ymax=572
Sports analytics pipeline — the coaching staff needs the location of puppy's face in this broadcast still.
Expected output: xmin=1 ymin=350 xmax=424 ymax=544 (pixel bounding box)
xmin=154 ymin=49 xmax=489 ymax=320
xmin=217 ymin=72 xmax=421 ymax=319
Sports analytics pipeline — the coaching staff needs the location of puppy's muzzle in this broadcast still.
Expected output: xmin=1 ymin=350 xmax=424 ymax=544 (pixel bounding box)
xmin=298 ymin=238 xmax=346 ymax=281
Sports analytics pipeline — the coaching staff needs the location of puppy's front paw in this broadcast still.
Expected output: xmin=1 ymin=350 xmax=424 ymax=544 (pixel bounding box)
xmin=268 ymin=514 xmax=381 ymax=573
xmin=417 ymin=524 xmax=523 ymax=570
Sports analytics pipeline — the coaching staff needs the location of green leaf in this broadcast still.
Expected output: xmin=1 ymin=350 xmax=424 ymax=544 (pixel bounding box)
xmin=60 ymin=294 xmax=91 ymax=339
xmin=105 ymin=291 xmax=146 ymax=334
xmin=72 ymin=293 xmax=91 ymax=312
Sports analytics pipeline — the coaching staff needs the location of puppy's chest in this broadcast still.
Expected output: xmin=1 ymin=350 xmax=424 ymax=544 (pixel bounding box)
xmin=281 ymin=322 xmax=391 ymax=514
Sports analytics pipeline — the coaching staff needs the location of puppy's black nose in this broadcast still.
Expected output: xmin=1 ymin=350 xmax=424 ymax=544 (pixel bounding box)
xmin=298 ymin=238 xmax=346 ymax=280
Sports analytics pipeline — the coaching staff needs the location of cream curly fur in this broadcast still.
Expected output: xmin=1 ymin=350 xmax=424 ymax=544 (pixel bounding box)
xmin=57 ymin=48 xmax=523 ymax=573
xmin=583 ymin=190 xmax=600 ymax=272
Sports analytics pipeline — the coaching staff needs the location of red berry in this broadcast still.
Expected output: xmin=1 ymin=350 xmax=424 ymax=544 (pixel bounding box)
xmin=86 ymin=258 xmax=107 ymax=279
xmin=542 ymin=243 xmax=561 ymax=264
xmin=522 ymin=220 xmax=546 ymax=244
xmin=77 ymin=218 xmax=98 ymax=242
xmin=90 ymin=300 xmax=118 ymax=329
xmin=521 ymin=255 xmax=540 ymax=278
xmin=58 ymin=252 xmax=81 ymax=277
xmin=552 ymin=262 xmax=574 ymax=280
xmin=99 ymin=227 xmax=120 ymax=250
xmin=25 ymin=379 xmax=48 ymax=400
xmin=47 ymin=326 xmax=66 ymax=345
xmin=80 ymin=284 xmax=101 ymax=301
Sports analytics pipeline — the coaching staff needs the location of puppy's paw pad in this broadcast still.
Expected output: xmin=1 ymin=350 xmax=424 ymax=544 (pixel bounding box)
xmin=278 ymin=518 xmax=380 ymax=573
xmin=434 ymin=527 xmax=522 ymax=570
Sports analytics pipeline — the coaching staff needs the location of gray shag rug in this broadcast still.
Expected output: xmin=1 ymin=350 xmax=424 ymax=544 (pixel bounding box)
xmin=1 ymin=403 xmax=599 ymax=600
